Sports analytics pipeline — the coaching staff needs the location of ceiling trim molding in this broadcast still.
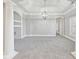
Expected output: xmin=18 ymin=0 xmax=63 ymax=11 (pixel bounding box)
xmin=63 ymin=3 xmax=76 ymax=15
xmin=25 ymin=12 xmax=64 ymax=16
xmin=12 ymin=1 xmax=76 ymax=16
xmin=12 ymin=1 xmax=29 ymax=14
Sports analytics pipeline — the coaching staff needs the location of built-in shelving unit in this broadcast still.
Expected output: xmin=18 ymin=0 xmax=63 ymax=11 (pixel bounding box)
xmin=14 ymin=25 xmax=22 ymax=27
xmin=14 ymin=11 xmax=22 ymax=39
xmin=14 ymin=20 xmax=21 ymax=23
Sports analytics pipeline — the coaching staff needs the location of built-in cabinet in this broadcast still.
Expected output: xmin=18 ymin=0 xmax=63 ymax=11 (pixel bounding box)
xmin=14 ymin=11 xmax=22 ymax=39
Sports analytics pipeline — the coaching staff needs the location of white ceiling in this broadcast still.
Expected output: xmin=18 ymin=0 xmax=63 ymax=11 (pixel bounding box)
xmin=12 ymin=0 xmax=75 ymax=13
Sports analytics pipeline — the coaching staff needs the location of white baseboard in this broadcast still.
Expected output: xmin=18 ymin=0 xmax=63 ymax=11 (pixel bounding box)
xmin=63 ymin=35 xmax=75 ymax=42
xmin=22 ymin=34 xmax=75 ymax=42
xmin=58 ymin=33 xmax=75 ymax=42
xmin=3 ymin=50 xmax=18 ymax=59
xmin=71 ymin=51 xmax=76 ymax=58
xmin=21 ymin=35 xmax=56 ymax=39
xmin=57 ymin=32 xmax=75 ymax=42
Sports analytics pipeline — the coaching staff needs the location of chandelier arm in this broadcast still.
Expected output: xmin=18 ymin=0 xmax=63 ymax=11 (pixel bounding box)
xmin=42 ymin=0 xmax=47 ymax=20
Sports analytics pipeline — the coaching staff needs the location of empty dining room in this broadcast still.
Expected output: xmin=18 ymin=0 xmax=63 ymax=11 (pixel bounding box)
xmin=3 ymin=0 xmax=76 ymax=59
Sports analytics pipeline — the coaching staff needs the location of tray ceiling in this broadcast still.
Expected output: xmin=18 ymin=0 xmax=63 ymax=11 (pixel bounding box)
xmin=12 ymin=0 xmax=75 ymax=13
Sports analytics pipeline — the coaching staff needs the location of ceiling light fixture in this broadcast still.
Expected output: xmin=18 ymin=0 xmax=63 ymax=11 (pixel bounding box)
xmin=41 ymin=0 xmax=47 ymax=20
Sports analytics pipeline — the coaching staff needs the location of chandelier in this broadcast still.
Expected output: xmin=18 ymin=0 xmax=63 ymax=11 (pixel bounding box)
xmin=41 ymin=0 xmax=47 ymax=20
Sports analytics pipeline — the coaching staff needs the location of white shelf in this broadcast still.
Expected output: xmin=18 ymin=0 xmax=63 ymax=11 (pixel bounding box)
xmin=14 ymin=20 xmax=21 ymax=23
xmin=14 ymin=25 xmax=22 ymax=27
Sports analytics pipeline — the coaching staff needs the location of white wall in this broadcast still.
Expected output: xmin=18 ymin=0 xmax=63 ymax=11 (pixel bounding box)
xmin=69 ymin=16 xmax=76 ymax=38
xmin=64 ymin=7 xmax=76 ymax=41
xmin=64 ymin=17 xmax=70 ymax=36
xmin=23 ymin=15 xmax=56 ymax=36
xmin=13 ymin=3 xmax=27 ymax=39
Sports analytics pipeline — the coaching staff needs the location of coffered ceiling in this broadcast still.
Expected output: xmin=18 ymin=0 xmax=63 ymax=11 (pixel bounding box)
xmin=12 ymin=0 xmax=75 ymax=13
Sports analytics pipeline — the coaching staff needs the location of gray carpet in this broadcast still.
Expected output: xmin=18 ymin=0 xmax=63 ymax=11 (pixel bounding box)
xmin=13 ymin=35 xmax=75 ymax=59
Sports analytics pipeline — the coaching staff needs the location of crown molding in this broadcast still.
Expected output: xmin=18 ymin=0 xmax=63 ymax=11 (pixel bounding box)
xmin=63 ymin=3 xmax=76 ymax=15
xmin=12 ymin=1 xmax=76 ymax=16
xmin=12 ymin=1 xmax=29 ymax=15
